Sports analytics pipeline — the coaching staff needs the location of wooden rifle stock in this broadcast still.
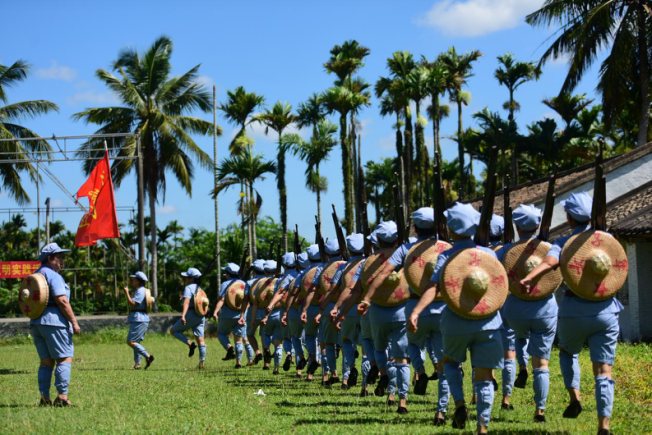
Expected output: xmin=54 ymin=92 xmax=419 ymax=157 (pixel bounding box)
xmin=332 ymin=205 xmax=351 ymax=261
xmin=237 ymin=246 xmax=250 ymax=280
xmin=591 ymin=141 xmax=607 ymax=231
xmin=315 ymin=216 xmax=328 ymax=262
xmin=433 ymin=152 xmax=449 ymax=242
xmin=474 ymin=146 xmax=499 ymax=247
xmin=294 ymin=225 xmax=301 ymax=272
xmin=274 ymin=243 xmax=282 ymax=278
xmin=503 ymin=174 xmax=515 ymax=244
xmin=393 ymin=173 xmax=406 ymax=245
xmin=538 ymin=173 xmax=556 ymax=242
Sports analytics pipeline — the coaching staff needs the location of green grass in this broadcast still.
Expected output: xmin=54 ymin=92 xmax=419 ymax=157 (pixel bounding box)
xmin=0 ymin=331 xmax=650 ymax=434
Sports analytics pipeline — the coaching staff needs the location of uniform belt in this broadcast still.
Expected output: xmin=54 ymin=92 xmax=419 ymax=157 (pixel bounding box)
xmin=130 ymin=310 xmax=147 ymax=313
xmin=409 ymin=293 xmax=420 ymax=300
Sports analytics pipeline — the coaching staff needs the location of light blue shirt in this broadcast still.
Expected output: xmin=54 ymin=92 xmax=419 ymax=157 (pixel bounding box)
xmin=268 ymin=269 xmax=300 ymax=319
xmin=31 ymin=265 xmax=71 ymax=329
xmin=311 ymin=257 xmax=341 ymax=285
xmin=128 ymin=287 xmax=149 ymax=323
xmin=331 ymin=255 xmax=364 ymax=285
xmin=351 ymin=259 xmax=366 ymax=283
xmin=183 ymin=283 xmax=199 ymax=312
xmin=244 ymin=274 xmax=266 ymax=297
xmin=219 ymin=278 xmax=244 ymax=320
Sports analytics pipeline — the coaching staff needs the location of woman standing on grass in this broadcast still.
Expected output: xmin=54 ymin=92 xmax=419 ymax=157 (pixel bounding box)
xmin=169 ymin=267 xmax=207 ymax=369
xmin=31 ymin=243 xmax=80 ymax=407
xmin=123 ymin=271 xmax=154 ymax=370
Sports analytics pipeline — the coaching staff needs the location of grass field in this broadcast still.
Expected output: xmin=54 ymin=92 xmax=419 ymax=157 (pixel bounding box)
xmin=0 ymin=329 xmax=650 ymax=434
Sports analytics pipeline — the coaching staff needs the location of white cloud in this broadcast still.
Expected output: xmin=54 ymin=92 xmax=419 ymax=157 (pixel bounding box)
xmin=51 ymin=199 xmax=65 ymax=207
xmin=195 ymin=75 xmax=215 ymax=88
xmin=35 ymin=61 xmax=77 ymax=81
xmin=156 ymin=205 xmax=177 ymax=215
xmin=356 ymin=118 xmax=373 ymax=137
xmin=66 ymin=89 xmax=121 ymax=106
xmin=416 ymin=0 xmax=541 ymax=37
xmin=547 ymin=53 xmax=572 ymax=67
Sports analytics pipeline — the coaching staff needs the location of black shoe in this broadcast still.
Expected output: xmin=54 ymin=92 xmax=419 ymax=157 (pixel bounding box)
xmin=322 ymin=378 xmax=331 ymax=388
xmin=305 ymin=377 xmax=314 ymax=382
xmin=501 ymin=403 xmax=514 ymax=410
xmin=273 ymin=369 xmax=280 ymax=375
xmin=397 ymin=406 xmax=409 ymax=415
xmin=433 ymin=413 xmax=447 ymax=426
xmin=348 ymin=367 xmax=358 ymax=387
xmin=263 ymin=349 xmax=272 ymax=364
xmin=188 ymin=342 xmax=197 ymax=358
xmin=145 ymin=355 xmax=155 ymax=370
xmin=367 ymin=365 xmax=379 ymax=384
xmin=39 ymin=397 xmax=52 ymax=407
xmin=283 ymin=355 xmax=292 ymax=372
xmin=328 ymin=376 xmax=340 ymax=386
xmin=53 ymin=397 xmax=73 ymax=407
xmin=359 ymin=389 xmax=370 ymax=398
xmin=262 ymin=365 xmax=270 ymax=371
xmin=563 ymin=400 xmax=583 ymax=419
xmin=307 ymin=361 xmax=319 ymax=375
xmin=451 ymin=405 xmax=468 ymax=430
xmin=414 ymin=375 xmax=429 ymax=395
xmin=254 ymin=353 xmax=263 ymax=365
xmin=386 ymin=399 xmax=396 ymax=406
xmin=354 ymin=349 xmax=359 ymax=358
xmin=374 ymin=374 xmax=389 ymax=397
xmin=534 ymin=414 xmax=546 ymax=423
xmin=297 ymin=358 xmax=307 ymax=371
xmin=514 ymin=369 xmax=528 ymax=389
xmin=341 ymin=383 xmax=350 ymax=390
xmin=429 ymin=371 xmax=439 ymax=381
xmin=597 ymin=430 xmax=613 ymax=435
xmin=492 ymin=377 xmax=499 ymax=391
xmin=235 ymin=363 xmax=242 ymax=369
xmin=222 ymin=346 xmax=235 ymax=361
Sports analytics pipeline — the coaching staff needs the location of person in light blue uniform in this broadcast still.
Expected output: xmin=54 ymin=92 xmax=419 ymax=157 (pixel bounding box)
xmin=31 ymin=243 xmax=80 ymax=407
xmin=170 ymin=267 xmax=207 ymax=368
xmin=302 ymin=239 xmax=342 ymax=386
xmin=521 ymin=192 xmax=622 ymax=435
xmin=239 ymin=259 xmax=267 ymax=365
xmin=262 ymin=254 xmax=298 ymax=375
xmin=212 ymin=263 xmax=250 ymax=368
xmin=316 ymin=233 xmax=365 ymax=390
xmin=124 ymin=271 xmax=154 ymax=370
xmin=282 ymin=252 xmax=312 ymax=377
xmin=496 ymin=204 xmax=556 ymax=422
xmin=253 ymin=260 xmax=282 ymax=370
xmin=409 ymin=203 xmax=504 ymax=433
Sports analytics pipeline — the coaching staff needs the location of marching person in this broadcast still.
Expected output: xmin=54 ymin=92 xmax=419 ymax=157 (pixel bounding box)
xmin=496 ymin=204 xmax=556 ymax=422
xmin=123 ymin=271 xmax=154 ymax=370
xmin=31 ymin=243 xmax=80 ymax=407
xmin=521 ymin=192 xmax=622 ymax=435
xmin=254 ymin=260 xmax=281 ymax=370
xmin=409 ymin=203 xmax=504 ymax=433
xmin=282 ymin=251 xmax=312 ymax=377
xmin=170 ymin=267 xmax=207 ymax=368
xmin=239 ymin=259 xmax=268 ymax=365
xmin=213 ymin=263 xmax=251 ymax=368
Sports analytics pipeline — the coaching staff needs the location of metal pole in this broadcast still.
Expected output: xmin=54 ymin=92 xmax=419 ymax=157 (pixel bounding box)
xmin=45 ymin=198 xmax=51 ymax=244
xmin=213 ymin=85 xmax=222 ymax=290
xmin=136 ymin=135 xmax=146 ymax=272
xmin=36 ymin=165 xmax=41 ymax=254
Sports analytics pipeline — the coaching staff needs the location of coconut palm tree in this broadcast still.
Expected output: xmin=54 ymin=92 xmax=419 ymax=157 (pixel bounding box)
xmin=282 ymin=119 xmax=338 ymax=222
xmin=255 ymin=101 xmax=297 ymax=251
xmin=406 ymin=66 xmax=431 ymax=206
xmin=527 ymin=1 xmax=651 ymax=146
xmin=379 ymin=93 xmax=405 ymax=160
xmin=72 ymin=36 xmax=216 ymax=309
xmin=438 ymin=47 xmax=483 ymax=199
xmin=0 ymin=60 xmax=58 ymax=204
xmin=542 ymin=93 xmax=594 ymax=129
xmin=296 ymin=93 xmax=326 ymax=139
xmin=364 ymin=158 xmax=396 ymax=223
xmin=421 ymin=58 xmax=454 ymax=158
xmin=324 ymin=40 xmax=371 ymax=84
xmin=166 ymin=220 xmax=184 ymax=250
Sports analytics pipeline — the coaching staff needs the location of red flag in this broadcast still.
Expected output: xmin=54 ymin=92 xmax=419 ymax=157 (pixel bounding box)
xmin=74 ymin=151 xmax=120 ymax=247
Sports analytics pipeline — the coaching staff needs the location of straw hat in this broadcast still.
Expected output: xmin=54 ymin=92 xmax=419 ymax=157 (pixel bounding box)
xmin=145 ymin=288 xmax=155 ymax=313
xmin=297 ymin=266 xmax=324 ymax=307
xmin=194 ymin=289 xmax=210 ymax=316
xmin=438 ymin=248 xmax=508 ymax=319
xmin=248 ymin=278 xmax=265 ymax=304
xmin=318 ymin=260 xmax=347 ymax=295
xmin=560 ymin=230 xmax=628 ymax=301
xmin=404 ymin=240 xmax=452 ymax=298
xmin=18 ymin=273 xmax=48 ymax=320
xmin=256 ymin=278 xmax=278 ymax=309
xmin=225 ymin=280 xmax=246 ymax=310
xmin=370 ymin=269 xmax=410 ymax=307
xmin=503 ymin=239 xmax=562 ymax=301
xmin=360 ymin=248 xmax=395 ymax=295
xmin=342 ymin=258 xmax=366 ymax=290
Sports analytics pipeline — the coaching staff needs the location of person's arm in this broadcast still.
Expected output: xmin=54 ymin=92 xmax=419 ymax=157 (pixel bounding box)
xmin=266 ymin=287 xmax=288 ymax=314
xmin=336 ymin=281 xmax=362 ymax=323
xmin=520 ymin=256 xmax=559 ymax=292
xmin=181 ymin=298 xmax=190 ymax=325
xmin=300 ymin=284 xmax=318 ymax=323
xmin=315 ymin=282 xmax=339 ymax=325
xmin=54 ymin=295 xmax=80 ymax=334
xmin=212 ymin=298 xmax=225 ymax=322
xmin=407 ymin=283 xmax=438 ymax=333
xmin=358 ymin=263 xmax=396 ymax=315
xmin=123 ymin=287 xmax=137 ymax=307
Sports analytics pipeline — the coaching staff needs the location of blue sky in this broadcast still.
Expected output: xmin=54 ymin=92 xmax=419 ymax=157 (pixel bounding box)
xmin=2 ymin=0 xmax=603 ymax=243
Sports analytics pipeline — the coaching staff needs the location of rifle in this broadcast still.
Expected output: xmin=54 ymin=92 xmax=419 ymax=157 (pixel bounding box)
xmin=433 ymin=151 xmax=449 ymax=242
xmin=237 ymin=246 xmax=251 ymax=280
xmin=503 ymin=174 xmax=515 ymax=244
xmin=537 ymin=172 xmax=557 ymax=242
xmin=393 ymin=175 xmax=406 ymax=245
xmin=267 ymin=240 xmax=275 ymax=261
xmin=332 ymin=205 xmax=351 ymax=261
xmin=591 ymin=140 xmax=607 ymax=231
xmin=315 ymin=216 xmax=328 ymax=262
xmin=293 ymin=225 xmax=301 ymax=272
xmin=274 ymin=242 xmax=283 ymax=278
xmin=474 ymin=146 xmax=499 ymax=247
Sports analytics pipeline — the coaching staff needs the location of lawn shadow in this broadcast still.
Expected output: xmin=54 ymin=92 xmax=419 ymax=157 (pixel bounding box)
xmin=0 ymin=369 xmax=30 ymax=375
xmin=0 ymin=403 xmax=38 ymax=408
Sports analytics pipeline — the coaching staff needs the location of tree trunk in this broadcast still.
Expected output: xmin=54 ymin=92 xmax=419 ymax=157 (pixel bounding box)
xmin=245 ymin=181 xmax=253 ymax=257
xmin=277 ymin=139 xmax=288 ymax=252
xmin=457 ymin=99 xmax=466 ymax=200
xmin=395 ymin=113 xmax=403 ymax=159
xmin=316 ymin=163 xmax=322 ymax=224
xmin=147 ymin=185 xmax=158 ymax=312
xmin=350 ymin=119 xmax=360 ymax=233
xmin=638 ymin=6 xmax=650 ymax=147
xmin=249 ymin=181 xmax=258 ymax=259
xmin=404 ymin=108 xmax=414 ymax=209
xmin=374 ymin=186 xmax=381 ymax=224
xmin=432 ymin=93 xmax=442 ymax=157
xmin=339 ymin=114 xmax=354 ymax=233
xmin=509 ymin=88 xmax=518 ymax=183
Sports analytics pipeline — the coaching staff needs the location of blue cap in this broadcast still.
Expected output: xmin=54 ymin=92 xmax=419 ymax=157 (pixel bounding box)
xmin=346 ymin=233 xmax=364 ymax=253
xmin=264 ymin=260 xmax=277 ymax=272
xmin=408 ymin=236 xmax=417 ymax=243
xmin=222 ymin=263 xmax=240 ymax=275
xmin=38 ymin=243 xmax=71 ymax=262
xmin=307 ymin=244 xmax=321 ymax=261
xmin=490 ymin=214 xmax=505 ymax=238
xmin=325 ymin=239 xmax=340 ymax=255
xmin=562 ymin=192 xmax=592 ymax=223
xmin=129 ymin=271 xmax=148 ymax=282
xmin=444 ymin=203 xmax=481 ymax=237
xmin=297 ymin=252 xmax=310 ymax=269
xmin=513 ymin=204 xmax=542 ymax=231
xmin=376 ymin=221 xmax=398 ymax=243
xmin=413 ymin=207 xmax=435 ymax=229
xmin=367 ymin=230 xmax=379 ymax=247
xmin=252 ymin=259 xmax=266 ymax=273
xmin=181 ymin=267 xmax=202 ymax=278
xmin=282 ymin=252 xmax=296 ymax=267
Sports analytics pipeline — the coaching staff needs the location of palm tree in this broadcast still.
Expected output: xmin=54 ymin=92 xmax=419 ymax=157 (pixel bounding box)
xmin=379 ymin=93 xmax=405 ymax=161
xmin=406 ymin=66 xmax=431 ymax=206
xmin=166 ymin=220 xmax=184 ymax=250
xmin=421 ymin=58 xmax=454 ymax=158
xmin=364 ymin=158 xmax=396 ymax=222
xmin=0 ymin=60 xmax=58 ymax=204
xmin=495 ymin=53 xmax=540 ymax=182
xmin=255 ymin=101 xmax=297 ymax=251
xmin=542 ymin=93 xmax=594 ymax=129
xmin=438 ymin=47 xmax=483 ymax=199
xmin=324 ymin=40 xmax=371 ymax=84
xmin=282 ymin=119 xmax=338 ymax=222
xmin=72 ymin=36 xmax=216 ymax=309
xmin=296 ymin=93 xmax=326 ymax=139
xmin=527 ymin=1 xmax=651 ymax=146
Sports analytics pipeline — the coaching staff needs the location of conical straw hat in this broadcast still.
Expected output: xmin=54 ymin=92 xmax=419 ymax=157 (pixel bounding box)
xmin=298 ymin=266 xmax=325 ymax=307
xmin=370 ymin=268 xmax=410 ymax=307
xmin=145 ymin=288 xmax=155 ymax=313
xmin=360 ymin=248 xmax=395 ymax=295
xmin=318 ymin=260 xmax=347 ymax=295
xmin=19 ymin=273 xmax=48 ymax=320
xmin=225 ymin=280 xmax=246 ymax=310
xmin=249 ymin=278 xmax=265 ymax=304
xmin=439 ymin=248 xmax=508 ymax=319
xmin=256 ymin=278 xmax=278 ymax=309
xmin=342 ymin=258 xmax=366 ymax=291
xmin=560 ymin=230 xmax=628 ymax=301
xmin=194 ymin=288 xmax=210 ymax=316
xmin=503 ymin=239 xmax=562 ymax=300
xmin=405 ymin=240 xmax=452 ymax=298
